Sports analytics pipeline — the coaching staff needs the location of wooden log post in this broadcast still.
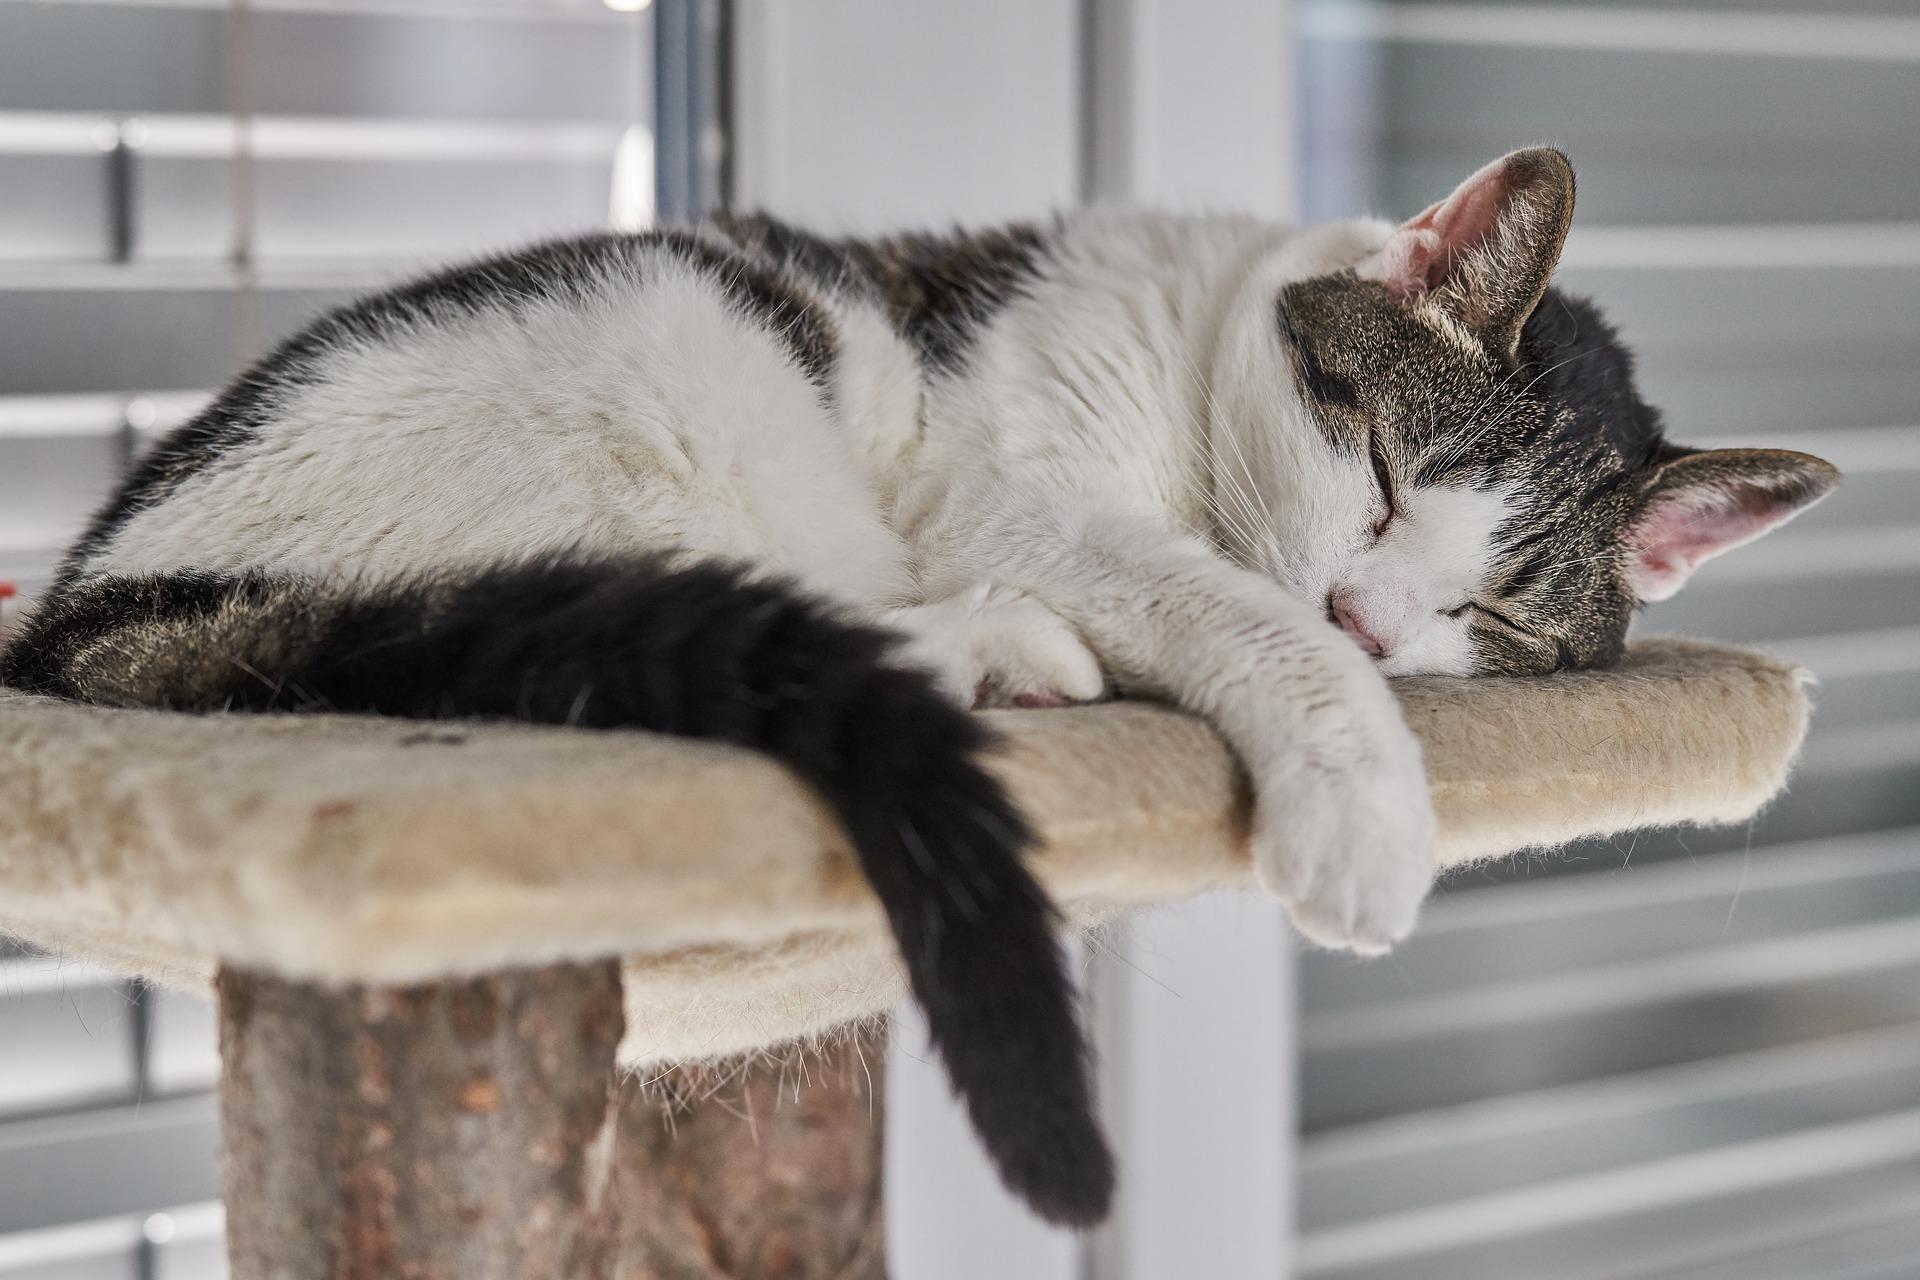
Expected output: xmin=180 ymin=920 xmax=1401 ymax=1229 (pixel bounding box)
xmin=614 ymin=1027 xmax=889 ymax=1280
xmin=217 ymin=960 xmax=627 ymax=1280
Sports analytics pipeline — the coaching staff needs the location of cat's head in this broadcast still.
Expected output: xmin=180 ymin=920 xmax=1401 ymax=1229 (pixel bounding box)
xmin=1210 ymin=146 xmax=1839 ymax=676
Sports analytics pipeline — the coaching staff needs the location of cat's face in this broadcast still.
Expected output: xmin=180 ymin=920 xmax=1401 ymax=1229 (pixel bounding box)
xmin=1211 ymin=148 xmax=1838 ymax=676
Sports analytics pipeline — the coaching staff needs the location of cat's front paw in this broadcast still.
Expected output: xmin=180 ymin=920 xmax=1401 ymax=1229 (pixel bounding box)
xmin=888 ymin=584 xmax=1107 ymax=710
xmin=1247 ymin=685 xmax=1437 ymax=955
xmin=967 ymin=589 xmax=1108 ymax=710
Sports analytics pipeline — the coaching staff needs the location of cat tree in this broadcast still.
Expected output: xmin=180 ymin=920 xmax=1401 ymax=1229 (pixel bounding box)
xmin=0 ymin=638 xmax=1809 ymax=1278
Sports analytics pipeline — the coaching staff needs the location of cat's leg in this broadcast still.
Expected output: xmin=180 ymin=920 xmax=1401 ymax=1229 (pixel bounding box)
xmin=884 ymin=583 xmax=1109 ymax=710
xmin=922 ymin=502 xmax=1436 ymax=954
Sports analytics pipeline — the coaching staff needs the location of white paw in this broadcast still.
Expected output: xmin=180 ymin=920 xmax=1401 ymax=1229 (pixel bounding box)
xmin=1245 ymin=669 xmax=1437 ymax=955
xmin=886 ymin=584 xmax=1107 ymax=710
xmin=965 ymin=589 xmax=1108 ymax=709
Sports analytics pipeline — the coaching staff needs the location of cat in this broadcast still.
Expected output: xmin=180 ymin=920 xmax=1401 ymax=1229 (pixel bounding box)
xmin=0 ymin=147 xmax=1837 ymax=1225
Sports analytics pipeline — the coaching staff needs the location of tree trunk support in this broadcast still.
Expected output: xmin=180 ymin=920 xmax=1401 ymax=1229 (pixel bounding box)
xmin=217 ymin=961 xmax=627 ymax=1280
xmin=614 ymin=1028 xmax=888 ymax=1279
xmin=215 ymin=964 xmax=888 ymax=1280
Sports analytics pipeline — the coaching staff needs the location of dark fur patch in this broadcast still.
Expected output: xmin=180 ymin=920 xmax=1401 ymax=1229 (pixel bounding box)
xmin=1 ymin=557 xmax=1114 ymax=1226
xmin=1515 ymin=290 xmax=1666 ymax=471
xmin=1277 ymin=299 xmax=1360 ymax=422
xmin=715 ymin=213 xmax=1051 ymax=374
xmin=862 ymin=224 xmax=1050 ymax=374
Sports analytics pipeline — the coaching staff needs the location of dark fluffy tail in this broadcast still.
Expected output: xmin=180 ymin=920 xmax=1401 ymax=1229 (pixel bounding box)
xmin=0 ymin=557 xmax=1114 ymax=1225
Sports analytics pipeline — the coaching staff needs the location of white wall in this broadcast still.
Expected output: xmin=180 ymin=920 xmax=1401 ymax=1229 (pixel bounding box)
xmin=733 ymin=0 xmax=1079 ymax=232
xmin=1084 ymin=0 xmax=1297 ymax=215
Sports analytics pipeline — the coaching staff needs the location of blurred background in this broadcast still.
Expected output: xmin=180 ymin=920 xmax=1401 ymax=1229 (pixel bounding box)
xmin=1 ymin=1 xmax=1916 ymax=1276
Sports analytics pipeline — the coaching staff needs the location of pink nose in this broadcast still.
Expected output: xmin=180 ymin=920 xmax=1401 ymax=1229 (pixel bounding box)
xmin=1329 ymin=593 xmax=1387 ymax=657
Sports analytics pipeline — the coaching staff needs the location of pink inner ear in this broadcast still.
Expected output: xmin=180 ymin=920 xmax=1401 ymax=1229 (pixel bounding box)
xmin=1628 ymin=487 xmax=1796 ymax=602
xmin=1377 ymin=225 xmax=1444 ymax=300
xmin=1379 ymin=158 xmax=1514 ymax=300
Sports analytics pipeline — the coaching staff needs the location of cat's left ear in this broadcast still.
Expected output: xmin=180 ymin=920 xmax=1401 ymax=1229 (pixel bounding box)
xmin=1366 ymin=147 xmax=1576 ymax=361
xmin=1625 ymin=448 xmax=1840 ymax=602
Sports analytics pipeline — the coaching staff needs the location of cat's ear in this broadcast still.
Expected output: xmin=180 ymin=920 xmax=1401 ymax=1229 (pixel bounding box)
xmin=1626 ymin=448 xmax=1840 ymax=602
xmin=1367 ymin=147 xmax=1576 ymax=360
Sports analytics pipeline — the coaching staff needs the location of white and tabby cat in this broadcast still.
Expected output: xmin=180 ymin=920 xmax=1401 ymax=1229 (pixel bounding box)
xmin=1 ymin=148 xmax=1837 ymax=1223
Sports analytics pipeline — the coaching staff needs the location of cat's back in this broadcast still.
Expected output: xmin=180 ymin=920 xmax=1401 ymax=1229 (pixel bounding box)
xmin=68 ymin=229 xmax=856 ymax=582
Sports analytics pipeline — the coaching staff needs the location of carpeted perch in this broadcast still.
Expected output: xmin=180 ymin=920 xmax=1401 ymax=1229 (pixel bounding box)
xmin=0 ymin=637 xmax=1811 ymax=1278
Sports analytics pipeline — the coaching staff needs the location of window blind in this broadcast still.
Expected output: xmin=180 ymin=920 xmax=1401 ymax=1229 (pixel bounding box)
xmin=1295 ymin=3 xmax=1920 ymax=1275
xmin=0 ymin=0 xmax=652 ymax=593
xmin=0 ymin=2 xmax=653 ymax=1274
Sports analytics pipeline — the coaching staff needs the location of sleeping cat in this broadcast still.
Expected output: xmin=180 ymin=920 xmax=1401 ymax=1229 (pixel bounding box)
xmin=0 ymin=147 xmax=1837 ymax=1225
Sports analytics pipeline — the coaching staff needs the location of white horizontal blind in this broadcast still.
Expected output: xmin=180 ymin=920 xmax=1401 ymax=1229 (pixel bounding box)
xmin=1295 ymin=3 xmax=1920 ymax=1276
xmin=0 ymin=0 xmax=652 ymax=595
xmin=0 ymin=3 xmax=651 ymax=1274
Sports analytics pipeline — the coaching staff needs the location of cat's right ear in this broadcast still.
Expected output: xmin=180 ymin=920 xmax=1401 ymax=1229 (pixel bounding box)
xmin=1363 ymin=147 xmax=1576 ymax=361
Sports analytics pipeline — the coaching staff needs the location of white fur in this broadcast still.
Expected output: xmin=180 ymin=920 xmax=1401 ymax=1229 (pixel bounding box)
xmin=887 ymin=583 xmax=1107 ymax=709
xmin=96 ymin=261 xmax=911 ymax=604
xmin=1342 ymin=484 xmax=1515 ymax=678
xmin=85 ymin=211 xmax=1514 ymax=953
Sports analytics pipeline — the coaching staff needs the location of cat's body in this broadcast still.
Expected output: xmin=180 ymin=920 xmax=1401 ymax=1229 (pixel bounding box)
xmin=1 ymin=149 xmax=1837 ymax=1224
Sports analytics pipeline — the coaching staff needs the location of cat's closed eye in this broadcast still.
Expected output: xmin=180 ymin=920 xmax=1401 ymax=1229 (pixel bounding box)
xmin=1367 ymin=432 xmax=1397 ymax=538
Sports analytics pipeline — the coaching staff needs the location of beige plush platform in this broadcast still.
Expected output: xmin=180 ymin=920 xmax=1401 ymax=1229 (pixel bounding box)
xmin=0 ymin=637 xmax=1809 ymax=1066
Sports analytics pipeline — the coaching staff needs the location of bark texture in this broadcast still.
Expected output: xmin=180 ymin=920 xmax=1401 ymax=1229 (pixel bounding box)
xmin=218 ymin=960 xmax=626 ymax=1280
xmin=615 ymin=1027 xmax=889 ymax=1280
